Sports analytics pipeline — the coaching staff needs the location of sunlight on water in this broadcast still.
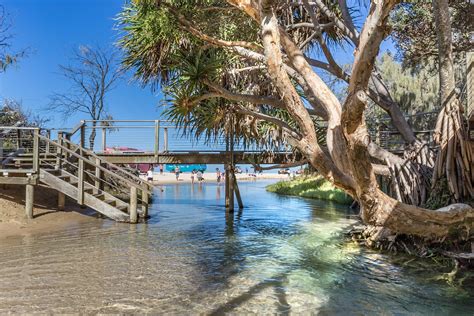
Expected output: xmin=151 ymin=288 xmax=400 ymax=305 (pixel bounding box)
xmin=0 ymin=181 xmax=472 ymax=314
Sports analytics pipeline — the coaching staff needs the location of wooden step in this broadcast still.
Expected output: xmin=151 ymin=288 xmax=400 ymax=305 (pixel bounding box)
xmin=104 ymin=199 xmax=116 ymax=206
xmin=116 ymin=205 xmax=128 ymax=212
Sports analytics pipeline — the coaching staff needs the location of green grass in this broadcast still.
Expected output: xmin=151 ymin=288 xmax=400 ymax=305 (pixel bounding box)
xmin=266 ymin=176 xmax=353 ymax=205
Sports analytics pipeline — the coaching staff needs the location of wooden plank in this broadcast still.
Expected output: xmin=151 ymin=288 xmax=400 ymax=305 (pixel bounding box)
xmin=40 ymin=170 xmax=129 ymax=222
xmin=0 ymin=177 xmax=33 ymax=185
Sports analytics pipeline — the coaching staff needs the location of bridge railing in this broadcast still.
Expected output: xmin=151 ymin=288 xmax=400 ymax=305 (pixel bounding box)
xmin=0 ymin=126 xmax=42 ymax=175
xmin=65 ymin=120 xmax=276 ymax=154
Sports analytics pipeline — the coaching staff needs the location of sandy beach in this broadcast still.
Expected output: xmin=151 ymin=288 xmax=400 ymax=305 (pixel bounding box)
xmin=0 ymin=185 xmax=99 ymax=239
xmin=144 ymin=171 xmax=290 ymax=185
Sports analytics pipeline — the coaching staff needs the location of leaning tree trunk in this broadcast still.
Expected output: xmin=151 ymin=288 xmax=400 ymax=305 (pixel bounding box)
xmin=431 ymin=0 xmax=474 ymax=201
xmin=233 ymin=0 xmax=474 ymax=241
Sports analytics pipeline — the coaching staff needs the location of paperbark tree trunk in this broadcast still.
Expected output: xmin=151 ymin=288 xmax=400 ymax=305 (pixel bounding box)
xmin=255 ymin=0 xmax=473 ymax=240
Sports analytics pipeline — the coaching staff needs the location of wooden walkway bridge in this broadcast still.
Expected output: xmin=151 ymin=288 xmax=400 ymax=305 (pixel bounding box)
xmin=1 ymin=113 xmax=468 ymax=223
xmin=0 ymin=120 xmax=296 ymax=222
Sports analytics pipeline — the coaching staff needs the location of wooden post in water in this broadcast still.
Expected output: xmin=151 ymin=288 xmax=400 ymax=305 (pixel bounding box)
xmin=228 ymin=167 xmax=234 ymax=212
xmin=142 ymin=188 xmax=149 ymax=218
xmin=58 ymin=192 xmax=65 ymax=211
xmin=130 ymin=186 xmax=138 ymax=223
xmin=225 ymin=162 xmax=230 ymax=208
xmin=25 ymin=184 xmax=34 ymax=219
xmin=224 ymin=132 xmax=231 ymax=209
xmin=233 ymin=171 xmax=244 ymax=209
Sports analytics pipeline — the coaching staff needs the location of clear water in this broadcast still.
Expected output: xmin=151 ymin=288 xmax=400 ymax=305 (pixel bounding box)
xmin=0 ymin=181 xmax=472 ymax=314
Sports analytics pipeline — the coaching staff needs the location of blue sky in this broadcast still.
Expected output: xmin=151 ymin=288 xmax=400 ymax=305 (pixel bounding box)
xmin=0 ymin=0 xmax=394 ymax=130
xmin=0 ymin=0 xmax=161 ymax=128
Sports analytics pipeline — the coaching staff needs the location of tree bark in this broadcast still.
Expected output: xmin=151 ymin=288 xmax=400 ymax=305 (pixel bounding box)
xmin=226 ymin=0 xmax=474 ymax=240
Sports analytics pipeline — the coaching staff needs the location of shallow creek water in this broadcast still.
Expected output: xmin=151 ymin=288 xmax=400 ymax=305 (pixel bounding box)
xmin=0 ymin=181 xmax=473 ymax=314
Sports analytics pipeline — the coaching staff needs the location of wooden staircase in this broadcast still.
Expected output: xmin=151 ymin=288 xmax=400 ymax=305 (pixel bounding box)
xmin=0 ymin=127 xmax=153 ymax=223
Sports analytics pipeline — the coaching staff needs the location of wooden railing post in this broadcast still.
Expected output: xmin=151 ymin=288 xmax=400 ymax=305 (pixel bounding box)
xmin=154 ymin=120 xmax=160 ymax=157
xmin=45 ymin=130 xmax=51 ymax=153
xmin=16 ymin=129 xmax=21 ymax=151
xmin=163 ymin=127 xmax=168 ymax=152
xmin=32 ymin=128 xmax=40 ymax=174
xmin=56 ymin=133 xmax=63 ymax=170
xmin=94 ymin=157 xmax=101 ymax=195
xmin=101 ymin=126 xmax=107 ymax=152
xmin=77 ymin=159 xmax=84 ymax=206
xmin=130 ymin=186 xmax=138 ymax=223
xmin=80 ymin=121 xmax=85 ymax=149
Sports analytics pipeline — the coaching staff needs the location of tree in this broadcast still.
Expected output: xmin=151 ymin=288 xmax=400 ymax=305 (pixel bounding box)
xmin=391 ymin=0 xmax=472 ymax=69
xmin=48 ymin=46 xmax=122 ymax=149
xmin=118 ymin=0 xmax=473 ymax=242
xmin=1 ymin=99 xmax=48 ymax=127
xmin=430 ymin=0 xmax=473 ymax=202
xmin=0 ymin=5 xmax=27 ymax=73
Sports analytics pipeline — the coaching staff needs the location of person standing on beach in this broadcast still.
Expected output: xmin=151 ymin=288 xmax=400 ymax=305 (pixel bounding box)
xmin=146 ymin=167 xmax=154 ymax=182
xmin=191 ymin=170 xmax=196 ymax=184
xmin=159 ymin=164 xmax=164 ymax=175
xmin=216 ymin=168 xmax=222 ymax=183
xmin=175 ymin=166 xmax=180 ymax=181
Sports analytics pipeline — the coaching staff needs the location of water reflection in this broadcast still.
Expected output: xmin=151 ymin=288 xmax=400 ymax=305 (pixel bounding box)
xmin=0 ymin=181 xmax=472 ymax=314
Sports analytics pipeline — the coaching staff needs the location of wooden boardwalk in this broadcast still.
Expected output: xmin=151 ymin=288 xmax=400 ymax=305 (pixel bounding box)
xmin=2 ymin=112 xmax=471 ymax=222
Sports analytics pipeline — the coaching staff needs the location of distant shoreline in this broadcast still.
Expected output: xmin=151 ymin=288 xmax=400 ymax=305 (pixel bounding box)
xmin=143 ymin=172 xmax=290 ymax=185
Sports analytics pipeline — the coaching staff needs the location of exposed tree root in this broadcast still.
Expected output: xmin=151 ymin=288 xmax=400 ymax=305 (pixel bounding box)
xmin=348 ymin=223 xmax=474 ymax=271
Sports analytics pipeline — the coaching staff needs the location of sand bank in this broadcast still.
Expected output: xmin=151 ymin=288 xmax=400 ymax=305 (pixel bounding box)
xmin=0 ymin=185 xmax=98 ymax=239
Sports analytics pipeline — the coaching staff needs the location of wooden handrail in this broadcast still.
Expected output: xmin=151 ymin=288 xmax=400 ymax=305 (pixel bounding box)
xmin=62 ymin=137 xmax=152 ymax=191
xmin=66 ymin=120 xmax=85 ymax=137
xmin=37 ymin=134 xmax=149 ymax=194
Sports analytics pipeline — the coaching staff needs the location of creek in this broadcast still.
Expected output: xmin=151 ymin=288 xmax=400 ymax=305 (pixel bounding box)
xmin=0 ymin=181 xmax=472 ymax=314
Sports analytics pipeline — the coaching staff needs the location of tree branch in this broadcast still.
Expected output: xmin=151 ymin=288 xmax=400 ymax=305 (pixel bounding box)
xmin=164 ymin=4 xmax=262 ymax=52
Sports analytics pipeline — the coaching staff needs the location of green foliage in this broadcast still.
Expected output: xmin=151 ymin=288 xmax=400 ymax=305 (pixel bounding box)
xmin=391 ymin=0 xmax=472 ymax=68
xmin=365 ymin=53 xmax=442 ymax=132
xmin=266 ymin=176 xmax=353 ymax=205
